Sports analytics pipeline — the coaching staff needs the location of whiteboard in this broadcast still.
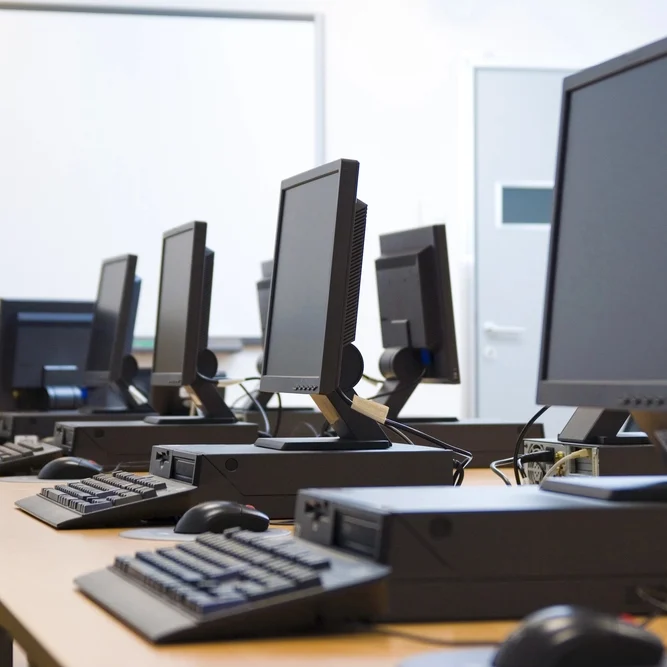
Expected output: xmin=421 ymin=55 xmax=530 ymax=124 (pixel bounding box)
xmin=0 ymin=7 xmax=318 ymax=337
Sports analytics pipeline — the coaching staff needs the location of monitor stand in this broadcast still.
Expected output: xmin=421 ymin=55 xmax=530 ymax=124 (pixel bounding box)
xmin=557 ymin=407 xmax=649 ymax=444
xmin=145 ymin=349 xmax=239 ymax=427
xmin=81 ymin=355 xmax=154 ymax=416
xmin=256 ymin=344 xmax=390 ymax=451
xmin=540 ymin=409 xmax=667 ymax=502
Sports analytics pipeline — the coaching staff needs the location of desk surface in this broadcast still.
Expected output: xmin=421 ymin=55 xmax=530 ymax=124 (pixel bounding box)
xmin=2 ymin=471 xmax=666 ymax=667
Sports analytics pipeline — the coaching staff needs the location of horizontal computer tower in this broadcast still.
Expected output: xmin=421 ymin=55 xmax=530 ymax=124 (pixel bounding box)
xmin=294 ymin=485 xmax=667 ymax=621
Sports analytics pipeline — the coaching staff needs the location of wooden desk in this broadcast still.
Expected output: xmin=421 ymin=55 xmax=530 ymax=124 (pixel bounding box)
xmin=1 ymin=472 xmax=666 ymax=667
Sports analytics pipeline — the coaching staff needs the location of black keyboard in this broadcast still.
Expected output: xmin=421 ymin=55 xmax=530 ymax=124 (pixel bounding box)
xmin=0 ymin=440 xmax=62 ymax=476
xmin=15 ymin=470 xmax=197 ymax=529
xmin=75 ymin=527 xmax=390 ymax=643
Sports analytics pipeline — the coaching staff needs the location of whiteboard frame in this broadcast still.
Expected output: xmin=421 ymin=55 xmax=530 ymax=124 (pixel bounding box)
xmin=0 ymin=1 xmax=326 ymax=164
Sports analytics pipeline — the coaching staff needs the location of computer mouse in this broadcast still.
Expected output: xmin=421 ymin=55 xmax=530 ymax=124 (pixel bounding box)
xmin=174 ymin=501 xmax=270 ymax=535
xmin=37 ymin=456 xmax=103 ymax=480
xmin=493 ymin=605 xmax=664 ymax=667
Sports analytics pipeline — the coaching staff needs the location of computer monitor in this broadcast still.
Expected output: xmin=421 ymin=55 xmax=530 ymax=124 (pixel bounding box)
xmin=533 ymin=37 xmax=667 ymax=496
xmin=258 ymin=159 xmax=389 ymax=451
xmin=83 ymin=254 xmax=149 ymax=411
xmin=147 ymin=221 xmax=236 ymax=424
xmin=374 ymin=224 xmax=460 ymax=418
xmin=0 ymin=300 xmax=94 ymax=411
xmin=257 ymin=259 xmax=273 ymax=340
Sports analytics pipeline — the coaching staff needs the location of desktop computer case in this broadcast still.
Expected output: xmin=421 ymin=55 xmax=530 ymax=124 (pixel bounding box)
xmin=0 ymin=410 xmax=142 ymax=443
xmin=53 ymin=419 xmax=257 ymax=470
xmin=295 ymin=485 xmax=667 ymax=621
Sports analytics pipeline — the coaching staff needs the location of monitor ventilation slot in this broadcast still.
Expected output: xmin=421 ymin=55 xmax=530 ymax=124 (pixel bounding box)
xmin=343 ymin=201 xmax=367 ymax=346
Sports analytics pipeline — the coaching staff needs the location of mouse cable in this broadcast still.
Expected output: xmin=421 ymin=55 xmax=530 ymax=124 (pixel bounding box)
xmin=364 ymin=625 xmax=498 ymax=648
xmin=512 ymin=405 xmax=551 ymax=485
xmin=541 ymin=448 xmax=590 ymax=480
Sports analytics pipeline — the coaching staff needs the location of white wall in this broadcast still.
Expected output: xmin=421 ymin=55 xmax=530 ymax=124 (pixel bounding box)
xmin=10 ymin=0 xmax=667 ymax=414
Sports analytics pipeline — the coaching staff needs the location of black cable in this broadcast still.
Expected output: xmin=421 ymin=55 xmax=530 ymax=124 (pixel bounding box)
xmin=239 ymin=383 xmax=271 ymax=436
xmin=513 ymin=405 xmax=550 ymax=485
xmin=362 ymin=373 xmax=384 ymax=385
xmin=384 ymin=417 xmax=472 ymax=466
xmin=336 ymin=389 xmax=472 ymax=486
xmin=369 ymin=626 xmax=498 ymax=648
xmin=367 ymin=370 xmax=426 ymax=401
xmin=493 ymin=450 xmax=556 ymax=486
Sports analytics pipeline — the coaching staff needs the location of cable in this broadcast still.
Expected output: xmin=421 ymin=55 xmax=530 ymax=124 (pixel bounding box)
xmin=362 ymin=373 xmax=384 ymax=385
xmin=239 ymin=383 xmax=271 ymax=436
xmin=381 ymin=423 xmax=414 ymax=445
xmin=490 ymin=457 xmax=514 ymax=486
xmin=492 ymin=451 xmax=556 ymax=486
xmin=542 ymin=449 xmax=590 ymax=480
xmin=367 ymin=370 xmax=426 ymax=401
xmin=513 ymin=405 xmax=551 ymax=485
xmin=369 ymin=626 xmax=498 ymax=648
xmin=384 ymin=417 xmax=473 ymax=466
xmin=334 ymin=388 xmax=472 ymax=484
xmin=636 ymin=587 xmax=667 ymax=625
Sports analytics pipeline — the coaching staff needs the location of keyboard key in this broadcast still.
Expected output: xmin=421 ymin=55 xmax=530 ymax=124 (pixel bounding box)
xmin=70 ymin=482 xmax=116 ymax=499
xmin=55 ymin=485 xmax=94 ymax=502
xmin=157 ymin=548 xmax=238 ymax=582
xmin=82 ymin=499 xmax=113 ymax=513
xmin=233 ymin=581 xmax=270 ymax=600
xmin=110 ymin=491 xmax=142 ymax=506
xmin=4 ymin=442 xmax=32 ymax=458
xmin=136 ymin=552 xmax=204 ymax=585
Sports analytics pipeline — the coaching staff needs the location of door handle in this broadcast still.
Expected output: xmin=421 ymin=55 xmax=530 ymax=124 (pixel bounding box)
xmin=483 ymin=321 xmax=526 ymax=337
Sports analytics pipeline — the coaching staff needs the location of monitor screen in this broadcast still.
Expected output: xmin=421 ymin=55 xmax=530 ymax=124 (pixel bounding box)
xmin=87 ymin=258 xmax=129 ymax=373
xmin=153 ymin=228 xmax=196 ymax=375
xmin=376 ymin=225 xmax=459 ymax=383
xmin=264 ymin=173 xmax=338 ymax=380
xmin=539 ymin=48 xmax=667 ymax=406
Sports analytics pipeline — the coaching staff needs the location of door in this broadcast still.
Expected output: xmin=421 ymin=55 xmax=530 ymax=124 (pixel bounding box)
xmin=475 ymin=67 xmax=573 ymax=437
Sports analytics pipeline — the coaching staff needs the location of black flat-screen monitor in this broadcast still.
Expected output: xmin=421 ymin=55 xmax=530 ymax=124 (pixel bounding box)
xmin=257 ymin=260 xmax=273 ymax=339
xmin=85 ymin=255 xmax=141 ymax=388
xmin=537 ymin=37 xmax=667 ymax=411
xmin=376 ymin=225 xmax=459 ymax=383
xmin=0 ymin=300 xmax=94 ymax=409
xmin=151 ymin=222 xmax=212 ymax=388
xmin=260 ymin=159 xmax=365 ymax=396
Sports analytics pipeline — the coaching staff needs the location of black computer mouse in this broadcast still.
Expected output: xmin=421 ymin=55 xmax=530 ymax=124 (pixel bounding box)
xmin=37 ymin=456 xmax=103 ymax=480
xmin=493 ymin=605 xmax=664 ymax=667
xmin=174 ymin=500 xmax=270 ymax=535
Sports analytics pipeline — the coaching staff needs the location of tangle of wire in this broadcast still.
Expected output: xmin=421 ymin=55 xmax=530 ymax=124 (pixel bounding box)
xmin=335 ymin=388 xmax=472 ymax=486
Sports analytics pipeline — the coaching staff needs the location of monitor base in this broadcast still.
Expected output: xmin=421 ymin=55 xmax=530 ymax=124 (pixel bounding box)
xmin=143 ymin=415 xmax=237 ymax=426
xmin=399 ymin=649 xmax=494 ymax=667
xmin=81 ymin=405 xmax=154 ymax=416
xmin=255 ymin=436 xmax=391 ymax=451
